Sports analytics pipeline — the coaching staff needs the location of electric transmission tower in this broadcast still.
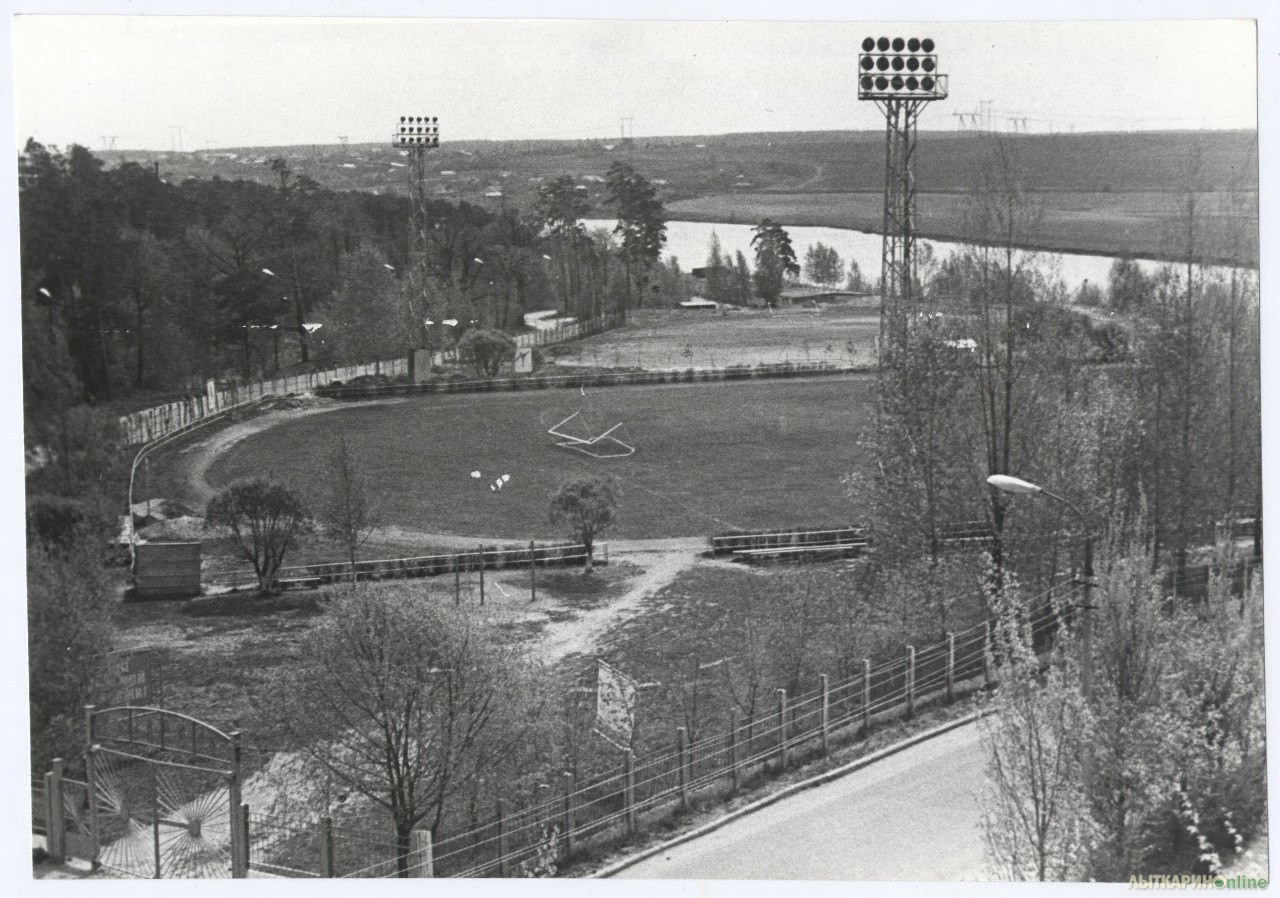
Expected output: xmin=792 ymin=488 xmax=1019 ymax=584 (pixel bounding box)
xmin=393 ymin=115 xmax=440 ymax=376
xmin=857 ymin=35 xmax=948 ymax=363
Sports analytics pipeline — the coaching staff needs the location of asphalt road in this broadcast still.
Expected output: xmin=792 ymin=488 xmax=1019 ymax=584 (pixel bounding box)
xmin=614 ymin=721 xmax=992 ymax=881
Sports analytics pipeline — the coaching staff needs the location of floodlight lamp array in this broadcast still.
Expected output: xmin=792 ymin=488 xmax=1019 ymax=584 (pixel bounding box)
xmin=394 ymin=115 xmax=440 ymax=147
xmin=857 ymin=37 xmax=947 ymax=100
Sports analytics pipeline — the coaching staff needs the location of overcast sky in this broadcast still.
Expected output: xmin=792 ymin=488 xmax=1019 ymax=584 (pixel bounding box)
xmin=5 ymin=4 xmax=1263 ymax=153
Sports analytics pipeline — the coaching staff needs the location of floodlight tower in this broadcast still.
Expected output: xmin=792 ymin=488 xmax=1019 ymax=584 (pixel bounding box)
xmin=393 ymin=115 xmax=440 ymax=359
xmin=858 ymin=36 xmax=948 ymax=360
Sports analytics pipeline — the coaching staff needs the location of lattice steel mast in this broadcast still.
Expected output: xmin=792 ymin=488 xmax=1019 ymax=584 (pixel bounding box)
xmin=393 ymin=115 xmax=440 ymax=365
xmin=858 ymin=36 xmax=948 ymax=362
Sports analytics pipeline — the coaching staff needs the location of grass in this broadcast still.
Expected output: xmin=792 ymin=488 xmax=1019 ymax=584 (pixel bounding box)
xmin=667 ymin=189 xmax=1256 ymax=264
xmin=196 ymin=374 xmax=877 ymax=540
xmin=591 ymin=557 xmax=989 ymax=754
xmin=548 ymin=307 xmax=880 ymax=370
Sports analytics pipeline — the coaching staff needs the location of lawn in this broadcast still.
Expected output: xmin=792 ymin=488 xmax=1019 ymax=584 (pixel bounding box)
xmin=200 ymin=375 xmax=876 ymax=540
xmin=549 ymin=307 xmax=881 ymax=370
xmin=666 ymin=190 xmax=1256 ymax=264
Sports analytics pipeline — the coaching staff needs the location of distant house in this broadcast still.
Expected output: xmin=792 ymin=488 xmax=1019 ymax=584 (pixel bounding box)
xmin=582 ymin=174 xmax=606 ymax=183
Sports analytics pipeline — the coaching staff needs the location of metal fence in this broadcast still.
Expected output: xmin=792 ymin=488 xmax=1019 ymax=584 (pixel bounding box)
xmin=204 ymin=542 xmax=593 ymax=592
xmin=26 ymin=579 xmax=1107 ymax=878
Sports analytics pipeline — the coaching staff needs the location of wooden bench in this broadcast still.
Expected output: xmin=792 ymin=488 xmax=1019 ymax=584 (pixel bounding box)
xmin=732 ymin=542 xmax=867 ymax=562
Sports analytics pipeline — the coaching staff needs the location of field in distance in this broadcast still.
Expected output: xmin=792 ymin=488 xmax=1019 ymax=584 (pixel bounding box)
xmin=666 ymin=188 xmax=1255 ymax=264
xmin=549 ymin=306 xmax=880 ymax=370
xmin=201 ymin=376 xmax=876 ymax=541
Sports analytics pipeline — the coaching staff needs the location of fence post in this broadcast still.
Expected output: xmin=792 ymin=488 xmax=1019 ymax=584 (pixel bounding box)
xmin=455 ymin=565 xmax=461 ymax=605
xmin=240 ymin=803 xmax=251 ymax=875
xmin=496 ymin=798 xmax=508 ymax=877
xmin=478 ymin=545 xmax=485 ymax=606
xmin=728 ymin=708 xmax=740 ymax=793
xmin=776 ymin=689 xmax=789 ymax=770
xmin=48 ymin=758 xmax=65 ymax=862
xmin=905 ymin=646 xmax=916 ymax=718
xmin=946 ymin=632 xmax=956 ymax=702
xmin=410 ymin=829 xmax=433 ymax=878
xmin=319 ymin=816 xmax=335 ymax=877
xmin=861 ymin=661 xmax=872 ymax=735
xmin=84 ymin=705 xmax=99 ymax=869
xmin=676 ymin=727 xmax=689 ymax=812
xmin=984 ymin=621 xmax=995 ymax=686
xmin=229 ymin=731 xmax=246 ymax=878
xmin=530 ymin=541 xmax=537 ymax=603
xmin=820 ymin=674 xmax=830 ymax=756
xmin=624 ymin=749 xmax=637 ymax=835
xmin=562 ymin=770 xmax=576 ymax=857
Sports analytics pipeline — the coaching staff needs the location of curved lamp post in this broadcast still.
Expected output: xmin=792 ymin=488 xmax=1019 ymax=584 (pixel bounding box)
xmin=986 ymin=474 xmax=1096 ymax=699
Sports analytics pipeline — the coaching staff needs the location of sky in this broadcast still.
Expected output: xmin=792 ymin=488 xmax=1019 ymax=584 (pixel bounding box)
xmin=3 ymin=3 xmax=1265 ymax=153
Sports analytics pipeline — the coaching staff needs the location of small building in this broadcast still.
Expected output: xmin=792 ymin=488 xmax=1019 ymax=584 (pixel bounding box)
xmin=678 ymin=297 xmax=719 ymax=311
xmin=779 ymin=286 xmax=874 ymax=308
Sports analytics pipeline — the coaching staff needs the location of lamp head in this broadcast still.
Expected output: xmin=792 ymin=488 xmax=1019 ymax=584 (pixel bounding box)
xmin=987 ymin=474 xmax=1043 ymax=496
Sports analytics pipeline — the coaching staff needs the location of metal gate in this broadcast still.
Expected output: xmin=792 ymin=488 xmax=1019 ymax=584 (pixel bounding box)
xmin=84 ymin=705 xmax=245 ymax=878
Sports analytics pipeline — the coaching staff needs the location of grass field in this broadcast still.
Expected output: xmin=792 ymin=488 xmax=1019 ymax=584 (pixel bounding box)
xmin=666 ymin=189 xmax=1256 ymax=264
xmin=549 ymin=307 xmax=880 ymax=370
xmin=201 ymin=375 xmax=876 ymax=540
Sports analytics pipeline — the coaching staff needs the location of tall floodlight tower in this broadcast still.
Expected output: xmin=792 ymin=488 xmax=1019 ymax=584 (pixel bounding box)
xmin=858 ymin=36 xmax=947 ymax=361
xmin=393 ymin=115 xmax=440 ymax=364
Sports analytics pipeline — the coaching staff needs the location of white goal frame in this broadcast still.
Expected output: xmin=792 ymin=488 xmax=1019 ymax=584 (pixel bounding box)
xmin=548 ymin=411 xmax=636 ymax=459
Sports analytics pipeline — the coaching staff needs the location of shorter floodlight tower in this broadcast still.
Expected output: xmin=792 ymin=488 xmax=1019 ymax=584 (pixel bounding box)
xmin=394 ymin=115 xmax=441 ymax=363
xmin=858 ymin=36 xmax=948 ymax=362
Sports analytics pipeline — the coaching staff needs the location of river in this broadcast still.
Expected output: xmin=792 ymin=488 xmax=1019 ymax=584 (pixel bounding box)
xmin=584 ymin=219 xmax=1246 ymax=297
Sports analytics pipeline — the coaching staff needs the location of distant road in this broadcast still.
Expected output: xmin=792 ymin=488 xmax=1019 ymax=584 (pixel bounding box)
xmin=613 ymin=721 xmax=992 ymax=881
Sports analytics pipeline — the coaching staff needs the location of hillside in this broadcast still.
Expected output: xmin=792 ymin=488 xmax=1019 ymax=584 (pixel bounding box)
xmin=100 ymin=128 xmax=1258 ymax=263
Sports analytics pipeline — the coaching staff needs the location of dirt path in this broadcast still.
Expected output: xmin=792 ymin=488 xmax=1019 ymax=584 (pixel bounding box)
xmin=155 ymin=397 xmax=414 ymax=511
xmin=535 ymin=540 xmax=704 ymax=663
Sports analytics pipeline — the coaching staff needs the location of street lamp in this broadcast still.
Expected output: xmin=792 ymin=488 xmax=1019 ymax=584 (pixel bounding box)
xmin=986 ymin=474 xmax=1096 ymax=698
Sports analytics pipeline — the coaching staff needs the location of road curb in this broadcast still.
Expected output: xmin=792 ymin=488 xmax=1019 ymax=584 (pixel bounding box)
xmin=592 ymin=710 xmax=983 ymax=878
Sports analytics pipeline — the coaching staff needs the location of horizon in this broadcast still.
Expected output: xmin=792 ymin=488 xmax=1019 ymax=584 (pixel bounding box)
xmin=9 ymin=15 xmax=1258 ymax=153
xmin=21 ymin=124 xmax=1262 ymax=158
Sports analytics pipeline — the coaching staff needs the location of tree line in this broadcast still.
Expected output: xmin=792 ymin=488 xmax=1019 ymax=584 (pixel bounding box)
xmin=847 ymin=135 xmax=1262 ymax=880
xmin=19 ymin=142 xmax=671 ymax=429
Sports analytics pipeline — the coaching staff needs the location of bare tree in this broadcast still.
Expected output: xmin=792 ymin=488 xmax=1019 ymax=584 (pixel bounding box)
xmin=278 ymin=584 xmax=541 ymax=875
xmin=980 ymin=577 xmax=1093 ymax=881
xmin=323 ymin=435 xmax=378 ymax=575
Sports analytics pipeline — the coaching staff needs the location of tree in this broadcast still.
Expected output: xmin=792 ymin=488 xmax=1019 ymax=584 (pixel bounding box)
xmin=323 ymin=436 xmax=378 ymax=574
xmin=804 ymin=242 xmax=843 ymax=287
xmin=277 ymin=585 xmax=541 ymax=874
xmin=322 ymin=244 xmax=404 ymax=364
xmin=845 ymin=258 xmax=869 ymax=293
xmin=205 ymin=479 xmax=312 ymax=594
xmin=457 ymin=326 xmax=517 ymax=377
xmin=751 ymin=219 xmax=800 ymax=307
xmin=27 ymin=523 xmax=113 ymax=773
xmin=536 ymin=176 xmax=591 ymax=315
xmin=980 ymin=575 xmax=1094 ymax=881
xmin=605 ymin=162 xmax=667 ymax=306
xmin=549 ymin=476 xmax=618 ymax=572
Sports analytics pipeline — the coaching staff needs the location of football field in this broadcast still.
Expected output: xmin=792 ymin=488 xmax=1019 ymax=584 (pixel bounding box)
xmin=204 ymin=375 xmax=876 ymax=540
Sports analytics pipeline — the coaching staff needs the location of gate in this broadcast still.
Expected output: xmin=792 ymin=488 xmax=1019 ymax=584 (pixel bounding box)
xmin=83 ymin=704 xmax=246 ymax=878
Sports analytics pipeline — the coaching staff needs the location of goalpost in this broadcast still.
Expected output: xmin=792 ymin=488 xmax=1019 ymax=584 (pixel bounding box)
xmin=547 ymin=411 xmax=636 ymax=459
